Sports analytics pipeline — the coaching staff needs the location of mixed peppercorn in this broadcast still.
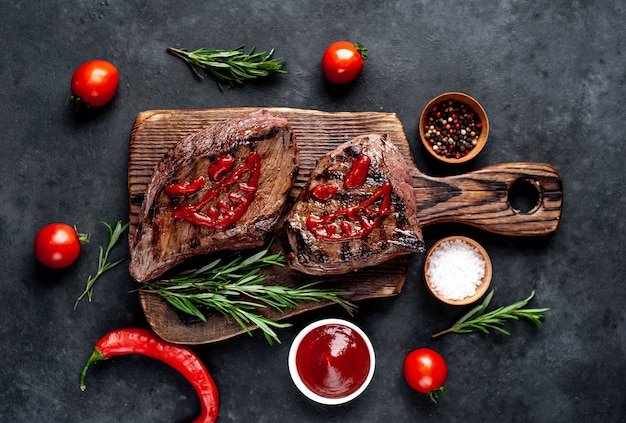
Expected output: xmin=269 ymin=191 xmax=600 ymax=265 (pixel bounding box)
xmin=423 ymin=99 xmax=483 ymax=159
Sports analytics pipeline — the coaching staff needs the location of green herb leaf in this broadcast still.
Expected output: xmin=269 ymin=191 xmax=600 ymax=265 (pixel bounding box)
xmin=431 ymin=290 xmax=549 ymax=338
xmin=167 ymin=45 xmax=285 ymax=89
xmin=139 ymin=243 xmax=356 ymax=345
xmin=74 ymin=221 xmax=129 ymax=309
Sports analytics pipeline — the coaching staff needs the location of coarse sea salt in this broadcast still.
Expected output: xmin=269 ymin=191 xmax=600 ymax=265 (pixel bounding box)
xmin=426 ymin=239 xmax=486 ymax=300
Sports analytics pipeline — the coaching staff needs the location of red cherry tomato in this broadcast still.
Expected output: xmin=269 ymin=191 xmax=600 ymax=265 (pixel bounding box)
xmin=70 ymin=60 xmax=119 ymax=107
xmin=403 ymin=348 xmax=448 ymax=402
xmin=34 ymin=223 xmax=82 ymax=268
xmin=321 ymin=41 xmax=367 ymax=84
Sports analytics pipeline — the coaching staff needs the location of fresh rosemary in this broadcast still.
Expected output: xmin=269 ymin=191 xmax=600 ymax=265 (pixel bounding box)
xmin=139 ymin=245 xmax=356 ymax=345
xmin=432 ymin=290 xmax=549 ymax=338
xmin=74 ymin=221 xmax=129 ymax=309
xmin=167 ymin=45 xmax=285 ymax=88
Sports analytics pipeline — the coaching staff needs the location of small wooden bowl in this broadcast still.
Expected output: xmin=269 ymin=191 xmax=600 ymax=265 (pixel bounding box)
xmin=424 ymin=236 xmax=492 ymax=306
xmin=419 ymin=92 xmax=489 ymax=164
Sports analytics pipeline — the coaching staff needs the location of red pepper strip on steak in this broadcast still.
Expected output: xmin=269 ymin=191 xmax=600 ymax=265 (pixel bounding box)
xmin=285 ymin=133 xmax=424 ymax=275
xmin=129 ymin=109 xmax=299 ymax=283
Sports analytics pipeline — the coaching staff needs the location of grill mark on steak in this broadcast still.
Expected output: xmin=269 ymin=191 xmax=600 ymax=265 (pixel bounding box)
xmin=129 ymin=109 xmax=299 ymax=283
xmin=285 ymin=133 xmax=424 ymax=275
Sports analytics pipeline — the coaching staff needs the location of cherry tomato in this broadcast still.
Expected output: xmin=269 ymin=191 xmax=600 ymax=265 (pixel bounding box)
xmin=321 ymin=41 xmax=367 ymax=84
xmin=34 ymin=223 xmax=82 ymax=268
xmin=403 ymin=348 xmax=448 ymax=402
xmin=70 ymin=60 xmax=119 ymax=107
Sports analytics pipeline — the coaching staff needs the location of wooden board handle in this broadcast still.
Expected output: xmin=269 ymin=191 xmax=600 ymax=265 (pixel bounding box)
xmin=413 ymin=162 xmax=563 ymax=236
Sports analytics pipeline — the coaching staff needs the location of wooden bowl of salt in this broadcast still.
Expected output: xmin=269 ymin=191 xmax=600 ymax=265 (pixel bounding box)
xmin=424 ymin=236 xmax=492 ymax=306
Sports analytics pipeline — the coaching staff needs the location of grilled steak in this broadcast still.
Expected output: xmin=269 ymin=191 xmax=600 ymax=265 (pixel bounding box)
xmin=285 ymin=133 xmax=424 ymax=275
xmin=129 ymin=109 xmax=299 ymax=283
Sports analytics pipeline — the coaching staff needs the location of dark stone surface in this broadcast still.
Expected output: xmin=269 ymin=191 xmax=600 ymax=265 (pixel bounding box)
xmin=1 ymin=1 xmax=624 ymax=422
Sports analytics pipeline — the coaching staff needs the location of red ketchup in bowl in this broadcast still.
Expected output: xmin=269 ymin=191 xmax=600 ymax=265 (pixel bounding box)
xmin=289 ymin=319 xmax=375 ymax=405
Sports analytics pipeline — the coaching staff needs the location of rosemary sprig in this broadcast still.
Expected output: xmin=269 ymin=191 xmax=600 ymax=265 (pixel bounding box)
xmin=74 ymin=221 xmax=129 ymax=309
xmin=167 ymin=45 xmax=285 ymax=88
xmin=139 ymin=245 xmax=356 ymax=345
xmin=432 ymin=290 xmax=549 ymax=338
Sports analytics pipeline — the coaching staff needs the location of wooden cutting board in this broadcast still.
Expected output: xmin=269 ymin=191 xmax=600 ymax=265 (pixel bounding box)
xmin=128 ymin=107 xmax=562 ymax=344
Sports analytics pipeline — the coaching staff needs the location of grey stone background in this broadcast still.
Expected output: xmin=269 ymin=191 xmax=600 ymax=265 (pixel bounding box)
xmin=1 ymin=1 xmax=624 ymax=422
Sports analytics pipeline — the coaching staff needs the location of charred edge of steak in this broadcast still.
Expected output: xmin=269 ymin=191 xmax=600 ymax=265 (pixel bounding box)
xmin=390 ymin=190 xmax=411 ymax=227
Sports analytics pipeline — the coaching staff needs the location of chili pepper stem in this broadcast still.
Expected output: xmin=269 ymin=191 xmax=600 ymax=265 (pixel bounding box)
xmin=79 ymin=348 xmax=106 ymax=391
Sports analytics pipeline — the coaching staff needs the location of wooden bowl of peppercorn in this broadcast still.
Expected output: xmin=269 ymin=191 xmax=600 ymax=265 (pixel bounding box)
xmin=419 ymin=92 xmax=489 ymax=164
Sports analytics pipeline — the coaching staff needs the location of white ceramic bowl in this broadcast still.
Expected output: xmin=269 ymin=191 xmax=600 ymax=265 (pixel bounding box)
xmin=288 ymin=318 xmax=376 ymax=405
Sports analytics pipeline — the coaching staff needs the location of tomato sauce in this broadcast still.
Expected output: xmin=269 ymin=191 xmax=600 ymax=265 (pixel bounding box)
xmin=343 ymin=154 xmax=370 ymax=189
xmin=164 ymin=176 xmax=206 ymax=196
xmin=295 ymin=323 xmax=371 ymax=399
xmin=168 ymin=152 xmax=260 ymax=230
xmin=306 ymin=182 xmax=392 ymax=241
xmin=311 ymin=184 xmax=339 ymax=201
xmin=208 ymin=155 xmax=236 ymax=181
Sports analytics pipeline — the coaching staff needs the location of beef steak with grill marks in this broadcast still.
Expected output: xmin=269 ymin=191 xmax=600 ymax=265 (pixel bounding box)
xmin=285 ymin=133 xmax=424 ymax=275
xmin=129 ymin=109 xmax=299 ymax=283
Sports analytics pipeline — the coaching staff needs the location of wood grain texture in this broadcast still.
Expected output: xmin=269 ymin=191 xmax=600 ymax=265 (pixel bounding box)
xmin=128 ymin=107 xmax=563 ymax=344
xmin=412 ymin=162 xmax=563 ymax=235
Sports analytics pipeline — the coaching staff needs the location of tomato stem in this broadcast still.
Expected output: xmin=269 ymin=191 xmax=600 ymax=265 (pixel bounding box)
xmin=74 ymin=224 xmax=90 ymax=245
xmin=427 ymin=386 xmax=446 ymax=403
xmin=68 ymin=95 xmax=90 ymax=112
xmin=355 ymin=42 xmax=368 ymax=60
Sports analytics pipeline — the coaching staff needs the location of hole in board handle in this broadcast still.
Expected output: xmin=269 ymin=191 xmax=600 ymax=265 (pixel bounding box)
xmin=508 ymin=178 xmax=541 ymax=214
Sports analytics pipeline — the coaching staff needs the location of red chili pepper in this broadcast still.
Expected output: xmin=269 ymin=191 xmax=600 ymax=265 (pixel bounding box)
xmin=80 ymin=328 xmax=219 ymax=423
